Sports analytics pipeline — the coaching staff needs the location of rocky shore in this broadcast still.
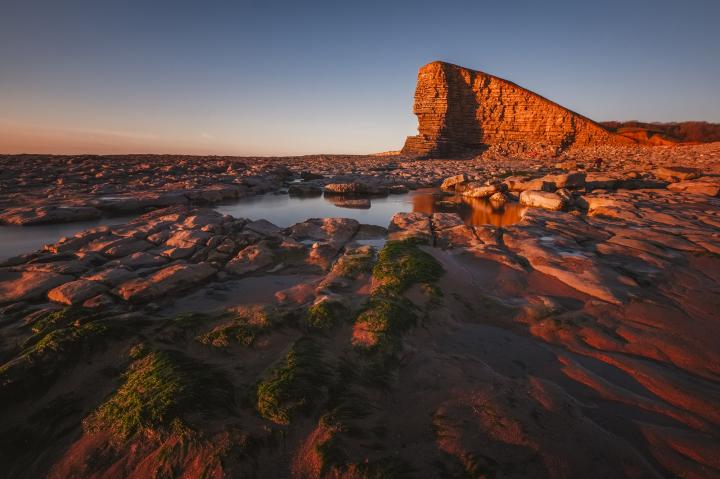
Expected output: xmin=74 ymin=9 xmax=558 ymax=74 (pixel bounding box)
xmin=1 ymin=143 xmax=719 ymax=478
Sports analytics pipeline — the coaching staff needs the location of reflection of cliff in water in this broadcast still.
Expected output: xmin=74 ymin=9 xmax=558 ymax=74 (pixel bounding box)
xmin=412 ymin=192 xmax=524 ymax=227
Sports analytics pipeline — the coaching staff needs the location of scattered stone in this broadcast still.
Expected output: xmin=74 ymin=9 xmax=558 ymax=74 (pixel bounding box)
xmin=0 ymin=270 xmax=74 ymax=303
xmin=545 ymin=172 xmax=586 ymax=189
xmin=47 ymin=279 xmax=107 ymax=305
xmin=116 ymin=262 xmax=217 ymax=302
xmin=457 ymin=182 xmax=506 ymax=198
xmin=225 ymin=243 xmax=274 ymax=276
xmin=519 ymin=190 xmax=567 ymax=211
xmin=489 ymin=191 xmax=510 ymax=205
xmin=655 ymin=166 xmax=702 ymax=182
xmin=388 ymin=212 xmax=433 ymax=243
xmin=329 ymin=198 xmax=371 ymax=209
xmin=667 ymin=179 xmax=719 ymax=197
xmin=440 ymin=174 xmax=469 ymax=190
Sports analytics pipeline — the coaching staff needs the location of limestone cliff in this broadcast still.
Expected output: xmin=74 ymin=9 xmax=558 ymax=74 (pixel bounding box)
xmin=402 ymin=61 xmax=635 ymax=157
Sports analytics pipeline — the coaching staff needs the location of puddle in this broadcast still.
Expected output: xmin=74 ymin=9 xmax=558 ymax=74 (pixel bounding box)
xmin=0 ymin=215 xmax=137 ymax=262
xmin=411 ymin=190 xmax=526 ymax=228
xmin=215 ymin=190 xmax=417 ymax=228
xmin=0 ymin=189 xmax=525 ymax=261
xmin=163 ymin=274 xmax=319 ymax=316
xmin=216 ymin=188 xmax=525 ymax=228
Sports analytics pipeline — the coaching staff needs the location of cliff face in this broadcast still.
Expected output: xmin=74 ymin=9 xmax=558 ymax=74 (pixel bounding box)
xmin=402 ymin=61 xmax=634 ymax=157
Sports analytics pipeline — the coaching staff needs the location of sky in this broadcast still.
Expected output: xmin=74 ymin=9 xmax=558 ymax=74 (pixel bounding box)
xmin=1 ymin=0 xmax=718 ymax=156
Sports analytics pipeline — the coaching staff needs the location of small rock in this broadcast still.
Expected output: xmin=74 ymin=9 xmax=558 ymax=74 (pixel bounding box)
xmin=440 ymin=174 xmax=469 ymax=190
xmin=48 ymin=279 xmax=108 ymax=305
xmin=519 ymin=190 xmax=567 ymax=211
xmin=655 ymin=166 xmax=702 ymax=182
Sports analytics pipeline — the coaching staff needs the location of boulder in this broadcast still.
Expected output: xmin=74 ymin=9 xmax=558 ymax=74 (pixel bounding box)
xmin=44 ymin=227 xmax=110 ymax=254
xmin=48 ymin=279 xmax=107 ymax=305
xmin=165 ymin=229 xmax=211 ymax=248
xmin=0 ymin=270 xmax=74 ymax=304
xmin=489 ymin=191 xmax=511 ymax=205
xmin=116 ymin=262 xmax=216 ymax=302
xmin=431 ymin=213 xmax=465 ymax=231
xmin=324 ymin=182 xmax=387 ymax=196
xmin=225 ymin=243 xmax=274 ymax=276
xmin=435 ymin=224 xmax=483 ymax=249
xmin=655 ymin=166 xmax=702 ymax=182
xmin=286 ymin=218 xmax=360 ymax=247
xmin=83 ymin=267 xmax=137 ymax=287
xmin=667 ymin=179 xmax=720 ymax=197
xmin=585 ymin=173 xmax=620 ymax=191
xmin=545 ymin=172 xmax=586 ymax=189
xmin=458 ymin=182 xmax=507 ymax=198
xmin=104 ymin=239 xmax=153 ymax=258
xmin=504 ymin=177 xmax=556 ymax=192
xmin=388 ymin=212 xmax=432 ymax=243
xmin=114 ymin=251 xmax=168 ymax=269
xmin=440 ymin=174 xmax=469 ymax=190
xmin=519 ymin=190 xmax=567 ymax=211
xmin=329 ymin=198 xmax=371 ymax=209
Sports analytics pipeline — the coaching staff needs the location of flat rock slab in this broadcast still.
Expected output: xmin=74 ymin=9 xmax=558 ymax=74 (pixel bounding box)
xmin=388 ymin=212 xmax=432 ymax=243
xmin=225 ymin=243 xmax=274 ymax=276
xmin=115 ymin=262 xmax=216 ymax=302
xmin=0 ymin=206 xmax=102 ymax=225
xmin=520 ymin=190 xmax=566 ymax=211
xmin=0 ymin=270 xmax=74 ymax=303
xmin=655 ymin=166 xmax=702 ymax=182
xmin=286 ymin=218 xmax=359 ymax=247
xmin=667 ymin=179 xmax=720 ymax=197
xmin=47 ymin=279 xmax=108 ymax=305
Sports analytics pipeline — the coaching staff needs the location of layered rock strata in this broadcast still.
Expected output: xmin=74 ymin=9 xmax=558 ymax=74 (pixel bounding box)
xmin=402 ymin=61 xmax=635 ymax=157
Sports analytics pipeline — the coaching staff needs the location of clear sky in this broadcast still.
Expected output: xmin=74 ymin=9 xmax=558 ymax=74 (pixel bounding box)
xmin=1 ymin=0 xmax=718 ymax=155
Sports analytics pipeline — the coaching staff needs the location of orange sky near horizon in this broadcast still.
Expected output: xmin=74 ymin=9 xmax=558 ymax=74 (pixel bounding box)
xmin=0 ymin=120 xmax=272 ymax=156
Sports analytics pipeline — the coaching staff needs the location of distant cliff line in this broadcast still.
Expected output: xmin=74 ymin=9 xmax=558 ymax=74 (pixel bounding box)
xmin=601 ymin=121 xmax=720 ymax=144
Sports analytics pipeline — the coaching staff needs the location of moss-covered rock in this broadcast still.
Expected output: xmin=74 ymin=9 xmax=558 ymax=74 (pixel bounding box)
xmin=0 ymin=316 xmax=119 ymax=401
xmin=304 ymin=299 xmax=348 ymax=332
xmin=334 ymin=250 xmax=375 ymax=279
xmin=352 ymin=296 xmax=416 ymax=351
xmin=195 ymin=304 xmax=287 ymax=348
xmin=255 ymin=338 xmax=328 ymax=425
xmin=372 ymin=240 xmax=443 ymax=295
xmin=84 ymin=350 xmax=235 ymax=441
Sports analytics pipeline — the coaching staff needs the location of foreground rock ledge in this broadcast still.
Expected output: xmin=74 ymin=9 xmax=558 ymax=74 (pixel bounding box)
xmin=0 ymin=148 xmax=719 ymax=478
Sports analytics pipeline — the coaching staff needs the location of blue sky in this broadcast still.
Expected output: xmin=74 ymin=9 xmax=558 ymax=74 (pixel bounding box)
xmin=1 ymin=0 xmax=718 ymax=155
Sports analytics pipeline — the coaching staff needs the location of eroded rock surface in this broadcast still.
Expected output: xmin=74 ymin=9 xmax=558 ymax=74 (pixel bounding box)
xmin=402 ymin=61 xmax=635 ymax=157
xmin=1 ymin=145 xmax=720 ymax=478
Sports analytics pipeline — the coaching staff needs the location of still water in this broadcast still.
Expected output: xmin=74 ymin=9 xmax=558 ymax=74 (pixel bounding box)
xmin=216 ymin=188 xmax=524 ymax=228
xmin=0 ymin=189 xmax=524 ymax=261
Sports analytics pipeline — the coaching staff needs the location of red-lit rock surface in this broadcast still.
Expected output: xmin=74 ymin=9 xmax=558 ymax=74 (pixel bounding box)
xmin=1 ymin=144 xmax=720 ymax=478
xmin=402 ymin=61 xmax=636 ymax=157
